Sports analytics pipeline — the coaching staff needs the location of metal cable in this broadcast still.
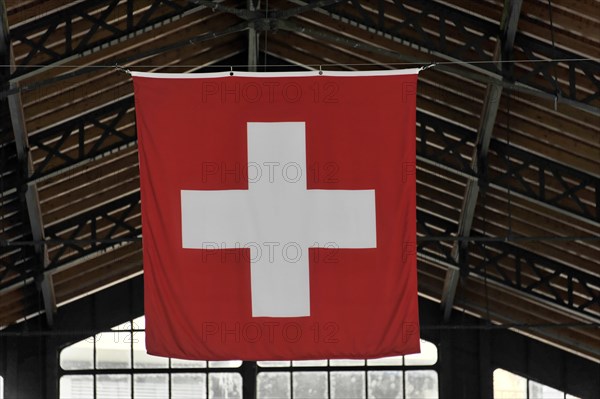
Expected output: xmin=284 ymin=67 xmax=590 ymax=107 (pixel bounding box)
xmin=0 ymin=322 xmax=597 ymax=337
xmin=2 ymin=235 xmax=600 ymax=247
xmin=0 ymin=57 xmax=597 ymax=69
xmin=547 ymin=0 xmax=562 ymax=106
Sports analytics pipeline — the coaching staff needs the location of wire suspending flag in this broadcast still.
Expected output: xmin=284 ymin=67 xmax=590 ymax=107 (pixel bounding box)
xmin=132 ymin=70 xmax=420 ymax=360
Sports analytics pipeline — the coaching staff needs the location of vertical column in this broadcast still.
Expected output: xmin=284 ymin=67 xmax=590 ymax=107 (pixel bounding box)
xmin=247 ymin=0 xmax=259 ymax=72
xmin=241 ymin=361 xmax=258 ymax=399
xmin=3 ymin=334 xmax=59 ymax=399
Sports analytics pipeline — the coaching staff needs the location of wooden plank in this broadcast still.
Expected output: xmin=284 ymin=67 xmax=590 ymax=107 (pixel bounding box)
xmin=462 ymin=261 xmax=599 ymax=328
xmin=487 ymin=151 xmax=596 ymax=207
xmin=6 ymin=0 xmax=71 ymax=26
xmin=17 ymin=6 xmax=224 ymax=86
xmin=471 ymin=213 xmax=600 ymax=273
xmin=486 ymin=186 xmax=600 ymax=235
xmin=499 ymin=96 xmax=600 ymax=149
xmin=418 ymin=182 xmax=465 ymax=210
xmin=457 ymin=278 xmax=600 ymax=359
xmin=333 ymin=0 xmax=499 ymax=57
xmin=41 ymin=163 xmax=139 ymax=213
xmin=417 ymin=167 xmax=468 ymax=198
xmin=269 ymin=30 xmax=380 ymax=67
xmin=46 ymin=218 xmax=141 ymax=265
xmin=494 ymin=124 xmax=600 ymax=175
xmin=53 ymin=241 xmax=142 ymax=290
xmin=482 ymin=188 xmax=599 ymax=237
xmin=417 ymin=253 xmax=599 ymax=359
xmin=547 ymin=0 xmax=600 ymax=25
xmin=441 ymin=0 xmax=600 ymax=91
xmin=511 ymin=47 xmax=599 ymax=106
xmin=262 ymin=37 xmax=333 ymax=69
xmin=418 ymin=196 xmax=462 ymax=222
xmin=38 ymin=148 xmax=139 ymax=198
xmin=11 ymin=0 xmax=188 ymax=63
xmin=54 ymin=251 xmax=142 ymax=305
xmin=521 ymin=0 xmax=600 ymax=36
xmin=23 ymin=35 xmax=243 ymax=132
xmin=0 ymin=283 xmax=38 ymax=327
xmin=43 ymin=174 xmax=140 ymax=225
xmin=467 ymin=244 xmax=599 ymax=314
xmin=20 ymin=13 xmax=241 ymax=110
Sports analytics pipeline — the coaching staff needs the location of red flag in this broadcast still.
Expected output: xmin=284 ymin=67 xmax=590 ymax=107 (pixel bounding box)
xmin=132 ymin=70 xmax=420 ymax=360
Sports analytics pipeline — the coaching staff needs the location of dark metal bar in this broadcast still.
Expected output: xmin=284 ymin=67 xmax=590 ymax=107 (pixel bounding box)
xmin=446 ymin=0 xmax=523 ymax=320
xmin=241 ymin=361 xmax=257 ymax=399
xmin=1 ymin=0 xmax=56 ymax=326
xmin=319 ymin=0 xmax=600 ymax=112
xmin=8 ymin=0 xmax=201 ymax=78
xmin=418 ymin=210 xmax=600 ymax=321
xmin=271 ymin=0 xmax=346 ymax=19
xmin=28 ymin=96 xmax=136 ymax=180
xmin=21 ymin=97 xmax=599 ymax=229
xmin=44 ymin=191 xmax=141 ymax=269
xmin=416 ymin=111 xmax=600 ymax=228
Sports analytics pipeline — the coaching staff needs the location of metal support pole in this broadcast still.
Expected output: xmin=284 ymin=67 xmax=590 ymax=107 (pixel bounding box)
xmin=1 ymin=4 xmax=56 ymax=326
xmin=442 ymin=0 xmax=523 ymax=321
xmin=242 ymin=361 xmax=258 ymax=398
xmin=248 ymin=0 xmax=258 ymax=72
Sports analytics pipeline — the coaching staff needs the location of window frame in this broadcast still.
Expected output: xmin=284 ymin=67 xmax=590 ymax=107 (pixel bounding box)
xmin=58 ymin=316 xmax=439 ymax=399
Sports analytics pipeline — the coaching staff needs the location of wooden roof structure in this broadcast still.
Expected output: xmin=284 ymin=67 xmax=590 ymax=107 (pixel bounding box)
xmin=1 ymin=0 xmax=599 ymax=363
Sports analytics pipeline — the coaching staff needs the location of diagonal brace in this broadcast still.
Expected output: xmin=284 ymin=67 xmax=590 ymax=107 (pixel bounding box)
xmin=444 ymin=0 xmax=523 ymax=321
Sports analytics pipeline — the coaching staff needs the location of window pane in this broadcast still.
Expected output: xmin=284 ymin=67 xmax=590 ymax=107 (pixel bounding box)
xmin=172 ymin=373 xmax=207 ymax=399
xmin=329 ymin=359 xmax=365 ymax=366
xmin=97 ymin=374 xmax=131 ymax=399
xmin=59 ymin=375 xmax=93 ymax=399
xmin=404 ymin=340 xmax=438 ymax=366
xmin=0 ymin=375 xmax=3 ymax=399
xmin=60 ymin=339 xmax=94 ymax=370
xmin=208 ymin=360 xmax=242 ymax=368
xmin=293 ymin=371 xmax=328 ymax=399
xmin=209 ymin=373 xmax=242 ymax=398
xmin=112 ymin=321 xmax=132 ymax=331
xmin=132 ymin=316 xmax=145 ymax=329
xmin=257 ymin=372 xmax=290 ymax=399
xmin=257 ymin=361 xmax=291 ymax=368
xmin=330 ymin=371 xmax=366 ymax=399
xmin=367 ymin=355 xmax=403 ymax=366
xmin=134 ymin=374 xmax=168 ymax=398
xmin=368 ymin=371 xmax=402 ymax=399
xmin=292 ymin=360 xmax=328 ymax=367
xmin=529 ymin=380 xmax=565 ymax=399
xmin=172 ymin=358 xmax=208 ymax=368
xmin=493 ymin=368 xmax=527 ymax=398
xmin=405 ymin=370 xmax=438 ymax=399
xmin=95 ymin=330 xmax=132 ymax=369
xmin=133 ymin=332 xmax=168 ymax=369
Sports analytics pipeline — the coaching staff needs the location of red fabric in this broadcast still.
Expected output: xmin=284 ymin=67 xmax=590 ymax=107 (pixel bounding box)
xmin=133 ymin=72 xmax=420 ymax=360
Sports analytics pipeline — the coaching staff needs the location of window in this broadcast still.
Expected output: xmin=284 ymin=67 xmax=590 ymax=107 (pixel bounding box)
xmin=60 ymin=317 xmax=438 ymax=399
xmin=0 ymin=375 xmax=4 ymax=399
xmin=256 ymin=339 xmax=439 ymax=398
xmin=493 ymin=368 xmax=580 ymax=399
xmin=59 ymin=316 xmax=242 ymax=399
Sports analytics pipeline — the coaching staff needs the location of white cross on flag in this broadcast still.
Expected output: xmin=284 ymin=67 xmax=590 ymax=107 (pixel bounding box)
xmin=132 ymin=70 xmax=420 ymax=360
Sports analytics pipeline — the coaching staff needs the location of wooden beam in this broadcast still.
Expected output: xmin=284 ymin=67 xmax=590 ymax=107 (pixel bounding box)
xmin=10 ymin=1 xmax=214 ymax=83
xmin=440 ymin=264 xmax=461 ymax=321
xmin=2 ymin=3 xmax=56 ymax=327
xmin=247 ymin=0 xmax=258 ymax=71
xmin=445 ymin=0 xmax=523 ymax=321
xmin=284 ymin=1 xmax=600 ymax=116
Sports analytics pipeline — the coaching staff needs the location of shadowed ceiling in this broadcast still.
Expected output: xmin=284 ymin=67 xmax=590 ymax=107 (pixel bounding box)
xmin=0 ymin=0 xmax=599 ymax=362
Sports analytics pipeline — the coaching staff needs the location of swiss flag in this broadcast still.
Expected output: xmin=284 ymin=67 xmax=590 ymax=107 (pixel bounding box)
xmin=132 ymin=70 xmax=420 ymax=360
